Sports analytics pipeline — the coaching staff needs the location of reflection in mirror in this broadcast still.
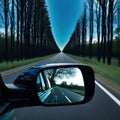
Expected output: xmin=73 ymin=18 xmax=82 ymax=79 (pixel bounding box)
xmin=36 ymin=67 xmax=85 ymax=105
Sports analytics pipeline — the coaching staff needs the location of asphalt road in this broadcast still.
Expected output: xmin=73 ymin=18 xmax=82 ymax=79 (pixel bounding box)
xmin=44 ymin=86 xmax=84 ymax=104
xmin=54 ymin=86 xmax=84 ymax=103
xmin=2 ymin=52 xmax=120 ymax=120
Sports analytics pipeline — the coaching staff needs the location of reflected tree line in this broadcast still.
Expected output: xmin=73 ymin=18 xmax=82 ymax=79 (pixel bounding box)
xmin=45 ymin=68 xmax=77 ymax=87
xmin=64 ymin=0 xmax=120 ymax=65
xmin=60 ymin=81 xmax=84 ymax=91
xmin=0 ymin=0 xmax=59 ymax=62
xmin=45 ymin=68 xmax=85 ymax=95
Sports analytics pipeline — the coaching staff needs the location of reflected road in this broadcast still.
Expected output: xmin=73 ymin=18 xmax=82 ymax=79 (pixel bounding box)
xmin=44 ymin=86 xmax=84 ymax=104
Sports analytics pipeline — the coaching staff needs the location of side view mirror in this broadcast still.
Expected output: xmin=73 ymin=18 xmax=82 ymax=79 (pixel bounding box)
xmin=1 ymin=63 xmax=95 ymax=108
xmin=37 ymin=67 xmax=85 ymax=105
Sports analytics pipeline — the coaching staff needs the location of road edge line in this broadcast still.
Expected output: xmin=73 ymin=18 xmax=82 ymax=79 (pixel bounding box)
xmin=95 ymin=81 xmax=120 ymax=106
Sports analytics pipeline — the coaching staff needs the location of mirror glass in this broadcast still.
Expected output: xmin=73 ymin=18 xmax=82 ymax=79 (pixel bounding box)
xmin=36 ymin=67 xmax=85 ymax=105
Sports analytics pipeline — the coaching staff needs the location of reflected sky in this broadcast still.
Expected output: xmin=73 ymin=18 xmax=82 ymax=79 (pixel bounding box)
xmin=54 ymin=68 xmax=84 ymax=86
xmin=45 ymin=0 xmax=84 ymax=50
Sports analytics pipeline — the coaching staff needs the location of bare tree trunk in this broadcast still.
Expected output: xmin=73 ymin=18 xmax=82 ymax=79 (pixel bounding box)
xmin=4 ymin=0 xmax=9 ymax=61
xmin=88 ymin=0 xmax=94 ymax=59
xmin=100 ymin=0 xmax=107 ymax=63
xmin=20 ymin=0 xmax=25 ymax=60
xmin=16 ymin=0 xmax=20 ymax=60
xmin=10 ymin=0 xmax=15 ymax=62
xmin=107 ymin=0 xmax=114 ymax=65
xmin=96 ymin=0 xmax=101 ymax=62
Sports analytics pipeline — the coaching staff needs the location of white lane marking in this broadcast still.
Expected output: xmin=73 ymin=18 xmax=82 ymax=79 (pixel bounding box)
xmin=65 ymin=96 xmax=72 ymax=103
xmin=95 ymin=81 xmax=120 ymax=106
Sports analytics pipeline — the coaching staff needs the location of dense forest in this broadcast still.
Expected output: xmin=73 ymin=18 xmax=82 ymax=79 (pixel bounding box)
xmin=64 ymin=0 xmax=120 ymax=65
xmin=0 ymin=0 xmax=120 ymax=65
xmin=0 ymin=0 xmax=60 ymax=62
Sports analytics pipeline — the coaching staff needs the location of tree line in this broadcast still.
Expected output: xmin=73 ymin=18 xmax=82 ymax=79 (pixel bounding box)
xmin=0 ymin=0 xmax=60 ymax=62
xmin=64 ymin=0 xmax=120 ymax=65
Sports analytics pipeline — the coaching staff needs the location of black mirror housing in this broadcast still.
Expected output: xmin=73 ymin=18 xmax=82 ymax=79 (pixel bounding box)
xmin=2 ymin=63 xmax=95 ymax=108
xmin=38 ymin=63 xmax=95 ymax=106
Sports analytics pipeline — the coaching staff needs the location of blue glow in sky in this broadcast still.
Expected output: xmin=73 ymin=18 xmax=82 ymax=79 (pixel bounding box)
xmin=45 ymin=0 xmax=84 ymax=51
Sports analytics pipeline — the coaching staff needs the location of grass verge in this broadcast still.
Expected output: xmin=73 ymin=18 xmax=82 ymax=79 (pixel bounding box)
xmin=67 ymin=54 xmax=120 ymax=95
xmin=0 ymin=54 xmax=54 ymax=74
xmin=70 ymin=89 xmax=85 ymax=96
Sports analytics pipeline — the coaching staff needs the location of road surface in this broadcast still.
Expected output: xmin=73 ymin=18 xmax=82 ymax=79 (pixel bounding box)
xmin=2 ymin=52 xmax=120 ymax=120
xmin=43 ymin=86 xmax=84 ymax=104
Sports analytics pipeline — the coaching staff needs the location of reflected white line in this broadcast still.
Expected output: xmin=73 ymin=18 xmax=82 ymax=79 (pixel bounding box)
xmin=95 ymin=81 xmax=120 ymax=106
xmin=65 ymin=96 xmax=72 ymax=103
